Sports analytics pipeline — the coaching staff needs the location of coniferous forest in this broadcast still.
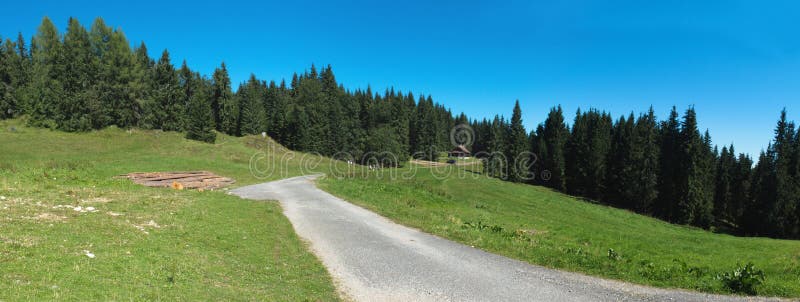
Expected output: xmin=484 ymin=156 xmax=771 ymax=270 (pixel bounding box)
xmin=1 ymin=17 xmax=799 ymax=239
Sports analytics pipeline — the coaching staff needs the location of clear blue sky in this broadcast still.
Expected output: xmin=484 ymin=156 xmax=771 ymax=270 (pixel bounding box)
xmin=2 ymin=0 xmax=799 ymax=157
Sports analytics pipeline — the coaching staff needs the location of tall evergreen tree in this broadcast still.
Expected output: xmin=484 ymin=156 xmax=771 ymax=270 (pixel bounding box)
xmin=237 ymin=74 xmax=267 ymax=135
xmin=211 ymin=62 xmax=232 ymax=130
xmin=676 ymin=107 xmax=714 ymax=227
xmin=541 ymin=106 xmax=568 ymax=190
xmin=131 ymin=42 xmax=154 ymax=128
xmin=730 ymin=152 xmax=753 ymax=230
xmin=485 ymin=115 xmax=508 ymax=179
xmin=185 ymin=75 xmax=216 ymax=143
xmin=656 ymin=107 xmax=682 ymax=221
xmin=507 ymin=100 xmax=530 ymax=182
xmin=58 ymin=17 xmax=95 ymax=131
xmin=27 ymin=17 xmax=64 ymax=128
xmin=0 ymin=38 xmax=17 ymax=119
xmin=630 ymin=108 xmax=660 ymax=213
xmin=713 ymin=145 xmax=736 ymax=222
xmin=565 ymin=109 xmax=611 ymax=200
xmin=287 ymin=106 xmax=310 ymax=150
xmin=766 ymin=109 xmax=798 ymax=237
xmin=605 ymin=114 xmax=636 ymax=208
xmin=152 ymin=50 xmax=182 ymax=131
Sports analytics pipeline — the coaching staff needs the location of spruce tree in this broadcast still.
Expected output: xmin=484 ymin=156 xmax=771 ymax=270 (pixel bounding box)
xmin=211 ymin=62 xmax=232 ymax=130
xmin=28 ymin=17 xmax=64 ymax=128
xmin=153 ymin=50 xmax=182 ymax=131
xmin=605 ymin=114 xmax=636 ymax=208
xmin=713 ymin=145 xmax=735 ymax=222
xmin=132 ymin=42 xmax=155 ymax=129
xmin=541 ymin=106 xmax=568 ymax=191
xmin=287 ymin=107 xmax=310 ymax=150
xmin=730 ymin=152 xmax=753 ymax=230
xmin=102 ymin=29 xmax=138 ymax=128
xmin=10 ymin=33 xmax=30 ymax=113
xmin=59 ymin=17 xmax=95 ymax=131
xmin=676 ymin=107 xmax=714 ymax=228
xmin=565 ymin=109 xmax=611 ymax=200
xmin=747 ymin=149 xmax=776 ymax=235
xmin=185 ymin=76 xmax=216 ymax=143
xmin=485 ymin=115 xmax=508 ymax=179
xmin=0 ymin=38 xmax=16 ymax=119
xmin=767 ymin=109 xmax=798 ymax=237
xmin=507 ymin=100 xmax=530 ymax=182
xmin=238 ymin=74 xmax=267 ymax=135
xmin=656 ymin=107 xmax=681 ymax=221
xmin=631 ymin=108 xmax=660 ymax=213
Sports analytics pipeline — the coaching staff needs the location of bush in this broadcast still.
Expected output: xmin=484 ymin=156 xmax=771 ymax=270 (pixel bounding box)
xmin=718 ymin=262 xmax=765 ymax=295
xmin=607 ymin=248 xmax=621 ymax=261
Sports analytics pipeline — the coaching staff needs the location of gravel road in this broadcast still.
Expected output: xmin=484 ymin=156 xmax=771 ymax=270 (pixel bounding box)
xmin=230 ymin=175 xmax=785 ymax=302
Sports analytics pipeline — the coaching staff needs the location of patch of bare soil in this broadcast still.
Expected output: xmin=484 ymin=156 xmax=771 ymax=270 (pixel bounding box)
xmin=118 ymin=171 xmax=235 ymax=190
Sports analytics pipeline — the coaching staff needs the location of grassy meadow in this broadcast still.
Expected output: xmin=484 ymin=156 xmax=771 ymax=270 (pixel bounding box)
xmin=4 ymin=115 xmax=800 ymax=300
xmin=0 ymin=119 xmax=340 ymax=301
xmin=319 ymin=165 xmax=800 ymax=298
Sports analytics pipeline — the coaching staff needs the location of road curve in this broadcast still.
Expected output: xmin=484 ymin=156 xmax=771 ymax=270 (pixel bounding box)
xmin=230 ymin=175 xmax=782 ymax=302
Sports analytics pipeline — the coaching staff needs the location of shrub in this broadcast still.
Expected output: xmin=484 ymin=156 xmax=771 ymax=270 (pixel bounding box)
xmin=607 ymin=248 xmax=621 ymax=261
xmin=718 ymin=262 xmax=765 ymax=295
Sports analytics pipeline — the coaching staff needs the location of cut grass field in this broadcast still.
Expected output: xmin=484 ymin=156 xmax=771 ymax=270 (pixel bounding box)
xmin=318 ymin=167 xmax=800 ymax=298
xmin=0 ymin=119 xmax=340 ymax=301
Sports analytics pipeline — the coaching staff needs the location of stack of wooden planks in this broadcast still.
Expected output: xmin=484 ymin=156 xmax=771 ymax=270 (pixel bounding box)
xmin=118 ymin=171 xmax=235 ymax=190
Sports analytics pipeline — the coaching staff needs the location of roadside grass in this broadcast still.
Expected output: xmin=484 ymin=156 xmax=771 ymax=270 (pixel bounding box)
xmin=0 ymin=119 xmax=340 ymax=301
xmin=319 ymin=166 xmax=800 ymax=298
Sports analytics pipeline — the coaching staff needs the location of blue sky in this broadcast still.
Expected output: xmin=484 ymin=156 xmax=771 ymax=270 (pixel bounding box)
xmin=2 ymin=0 xmax=799 ymax=157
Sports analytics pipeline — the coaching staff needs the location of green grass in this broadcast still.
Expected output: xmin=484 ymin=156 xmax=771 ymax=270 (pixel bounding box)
xmin=319 ymin=166 xmax=800 ymax=298
xmin=0 ymin=119 xmax=340 ymax=301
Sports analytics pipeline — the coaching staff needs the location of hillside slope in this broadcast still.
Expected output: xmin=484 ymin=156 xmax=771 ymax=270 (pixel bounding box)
xmin=319 ymin=167 xmax=800 ymax=298
xmin=0 ymin=119 xmax=340 ymax=301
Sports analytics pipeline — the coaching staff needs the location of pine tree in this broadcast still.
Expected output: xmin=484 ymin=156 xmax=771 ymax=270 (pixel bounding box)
xmin=605 ymin=114 xmax=636 ymax=208
xmin=676 ymin=107 xmax=714 ymax=228
xmin=730 ymin=152 xmax=753 ymax=230
xmin=10 ymin=33 xmax=30 ymax=113
xmin=485 ymin=115 xmax=508 ymax=179
xmin=631 ymin=108 xmax=660 ymax=213
xmin=390 ymin=92 xmax=410 ymax=161
xmin=58 ymin=17 xmax=95 ymax=131
xmin=100 ymin=27 xmax=138 ymax=128
xmin=0 ymin=38 xmax=16 ymax=119
xmin=185 ymin=76 xmax=216 ymax=143
xmin=656 ymin=107 xmax=681 ymax=221
xmin=287 ymin=106 xmax=310 ymax=150
xmin=152 ymin=50 xmax=182 ymax=131
xmin=266 ymin=80 xmax=290 ymax=142
xmin=413 ymin=96 xmax=439 ymax=161
xmin=713 ymin=145 xmax=736 ymax=222
xmin=565 ymin=109 xmax=611 ymax=200
xmin=211 ymin=62 xmax=232 ymax=130
xmin=27 ymin=17 xmax=64 ymax=128
xmin=507 ymin=100 xmax=530 ymax=182
xmin=767 ymin=109 xmax=798 ymax=237
xmin=238 ymin=74 xmax=266 ymax=135
xmin=294 ymin=68 xmax=327 ymax=152
xmin=541 ymin=106 xmax=568 ymax=191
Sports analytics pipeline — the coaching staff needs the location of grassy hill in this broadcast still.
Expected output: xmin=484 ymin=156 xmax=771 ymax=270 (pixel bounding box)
xmin=319 ymin=166 xmax=800 ymax=297
xmin=4 ymin=117 xmax=799 ymax=299
xmin=0 ymin=119 xmax=340 ymax=301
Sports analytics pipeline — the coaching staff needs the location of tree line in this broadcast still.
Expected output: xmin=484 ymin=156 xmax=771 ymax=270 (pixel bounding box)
xmin=0 ymin=17 xmax=458 ymax=166
xmin=473 ymin=102 xmax=800 ymax=239
xmin=1 ymin=17 xmax=798 ymax=239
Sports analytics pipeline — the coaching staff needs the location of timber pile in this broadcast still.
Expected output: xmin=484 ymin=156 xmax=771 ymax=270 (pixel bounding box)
xmin=118 ymin=171 xmax=235 ymax=190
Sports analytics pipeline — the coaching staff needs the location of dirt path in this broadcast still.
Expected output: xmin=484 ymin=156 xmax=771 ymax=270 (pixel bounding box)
xmin=230 ymin=175 xmax=783 ymax=302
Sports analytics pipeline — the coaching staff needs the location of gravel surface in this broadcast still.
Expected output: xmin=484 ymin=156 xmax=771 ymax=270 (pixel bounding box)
xmin=231 ymin=175 xmax=785 ymax=302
